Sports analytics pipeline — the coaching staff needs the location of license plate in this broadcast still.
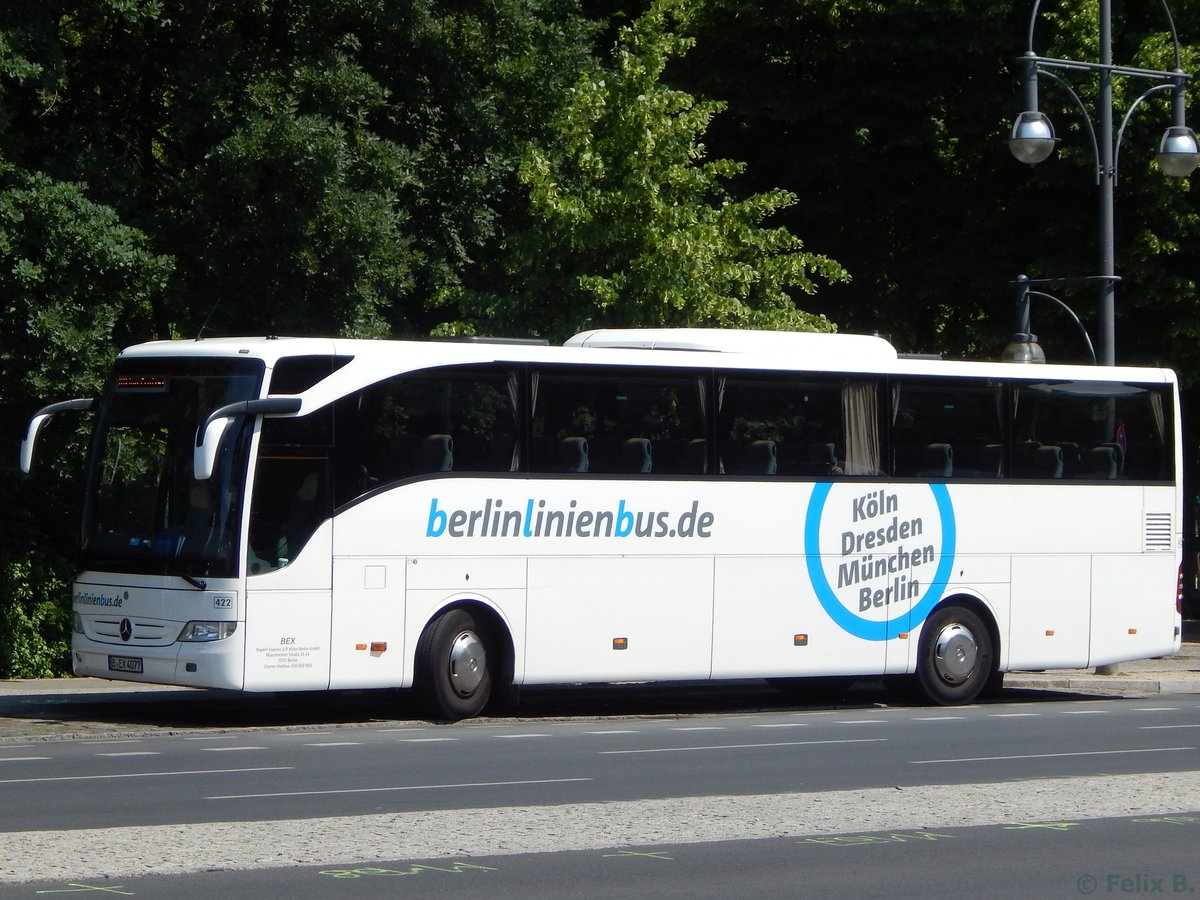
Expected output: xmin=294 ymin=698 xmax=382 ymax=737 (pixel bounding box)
xmin=108 ymin=655 xmax=143 ymax=674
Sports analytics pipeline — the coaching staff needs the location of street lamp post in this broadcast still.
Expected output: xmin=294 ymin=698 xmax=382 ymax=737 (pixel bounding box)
xmin=1008 ymin=0 xmax=1199 ymax=366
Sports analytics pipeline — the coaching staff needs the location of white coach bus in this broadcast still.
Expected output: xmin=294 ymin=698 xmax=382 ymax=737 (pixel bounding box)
xmin=21 ymin=329 xmax=1183 ymax=718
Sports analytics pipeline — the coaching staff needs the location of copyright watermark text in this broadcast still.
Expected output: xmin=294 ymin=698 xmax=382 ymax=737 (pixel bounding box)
xmin=1077 ymin=873 xmax=1196 ymax=894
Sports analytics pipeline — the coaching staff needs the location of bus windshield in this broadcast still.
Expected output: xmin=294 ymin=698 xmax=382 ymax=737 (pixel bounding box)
xmin=80 ymin=357 xmax=265 ymax=580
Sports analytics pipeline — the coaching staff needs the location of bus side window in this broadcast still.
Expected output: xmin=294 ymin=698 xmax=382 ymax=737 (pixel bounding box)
xmin=529 ymin=368 xmax=705 ymax=476
xmin=890 ymin=378 xmax=1004 ymax=479
xmin=716 ymin=375 xmax=864 ymax=477
xmin=1013 ymin=380 xmax=1174 ymax=482
xmin=332 ymin=366 xmax=519 ymax=506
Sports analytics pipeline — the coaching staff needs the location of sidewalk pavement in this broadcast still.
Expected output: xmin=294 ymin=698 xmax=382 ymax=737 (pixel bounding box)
xmin=1003 ymin=619 xmax=1200 ymax=696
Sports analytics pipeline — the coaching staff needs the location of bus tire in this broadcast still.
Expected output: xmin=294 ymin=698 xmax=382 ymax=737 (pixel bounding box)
xmin=416 ymin=608 xmax=492 ymax=721
xmin=916 ymin=604 xmax=995 ymax=706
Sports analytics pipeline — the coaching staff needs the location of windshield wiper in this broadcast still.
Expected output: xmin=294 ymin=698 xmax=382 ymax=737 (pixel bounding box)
xmin=162 ymin=559 xmax=207 ymax=590
xmin=177 ymin=570 xmax=208 ymax=591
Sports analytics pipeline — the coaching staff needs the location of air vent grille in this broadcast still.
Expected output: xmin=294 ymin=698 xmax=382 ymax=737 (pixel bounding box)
xmin=1143 ymin=512 xmax=1173 ymax=551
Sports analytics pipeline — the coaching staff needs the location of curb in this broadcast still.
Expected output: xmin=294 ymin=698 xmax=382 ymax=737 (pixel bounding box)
xmin=1004 ymin=674 xmax=1200 ymax=695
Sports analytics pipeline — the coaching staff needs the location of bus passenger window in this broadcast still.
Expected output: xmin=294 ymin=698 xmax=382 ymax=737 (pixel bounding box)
xmin=715 ymin=375 xmax=878 ymax=477
xmin=1013 ymin=380 xmax=1173 ymax=482
xmin=332 ymin=366 xmax=519 ymax=506
xmin=890 ymin=378 xmax=1004 ymax=479
xmin=529 ymin=368 xmax=706 ymax=476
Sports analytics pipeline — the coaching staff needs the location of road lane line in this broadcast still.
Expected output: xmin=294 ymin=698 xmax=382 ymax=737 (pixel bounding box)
xmin=0 ymin=757 xmax=50 ymax=762
xmin=581 ymin=730 xmax=640 ymax=735
xmin=912 ymin=716 xmax=965 ymax=721
xmin=1060 ymin=709 xmax=1110 ymax=715
xmin=493 ymin=734 xmax=552 ymax=740
xmin=0 ymin=766 xmax=293 ymax=785
xmin=79 ymin=739 xmax=142 ymax=746
xmin=202 ymin=746 xmax=268 ymax=752
xmin=1139 ymin=724 xmax=1200 ymax=730
xmin=304 ymin=742 xmax=362 ymax=747
xmin=913 ymin=746 xmax=1195 ymax=764
xmin=988 ymin=713 xmax=1041 ymax=718
xmin=96 ymin=752 xmax=160 ymax=757
xmin=398 ymin=737 xmax=460 ymax=743
xmin=600 ymin=738 xmax=885 ymax=755
xmin=751 ymin=723 xmax=809 ymax=728
xmin=206 ymin=776 xmax=594 ymax=801
xmin=670 ymin=726 xmax=725 ymax=732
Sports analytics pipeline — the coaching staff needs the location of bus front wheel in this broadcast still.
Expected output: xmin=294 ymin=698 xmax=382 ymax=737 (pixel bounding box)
xmin=916 ymin=605 xmax=995 ymax=706
xmin=416 ymin=608 xmax=493 ymax=721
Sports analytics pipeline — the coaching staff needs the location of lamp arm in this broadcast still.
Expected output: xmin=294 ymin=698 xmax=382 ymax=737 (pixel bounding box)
xmin=1158 ymin=0 xmax=1184 ymax=70
xmin=1113 ymin=82 xmax=1175 ymax=185
xmin=1025 ymin=0 xmax=1046 ymax=54
xmin=1036 ymin=69 xmax=1101 ymax=181
xmin=1028 ymin=290 xmax=1098 ymax=364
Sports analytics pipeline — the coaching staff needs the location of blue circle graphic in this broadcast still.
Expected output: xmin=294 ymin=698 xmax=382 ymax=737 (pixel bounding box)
xmin=803 ymin=482 xmax=956 ymax=641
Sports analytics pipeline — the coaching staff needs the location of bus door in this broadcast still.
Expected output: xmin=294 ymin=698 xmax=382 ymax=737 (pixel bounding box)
xmin=242 ymin=420 xmax=335 ymax=690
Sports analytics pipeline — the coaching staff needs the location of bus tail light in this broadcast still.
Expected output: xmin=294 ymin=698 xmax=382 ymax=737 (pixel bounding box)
xmin=1178 ymin=565 xmax=1184 ymax=615
xmin=178 ymin=621 xmax=238 ymax=642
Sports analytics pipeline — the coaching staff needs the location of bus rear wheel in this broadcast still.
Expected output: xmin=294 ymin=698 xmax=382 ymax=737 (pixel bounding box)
xmin=916 ymin=605 xmax=995 ymax=706
xmin=416 ymin=608 xmax=493 ymax=721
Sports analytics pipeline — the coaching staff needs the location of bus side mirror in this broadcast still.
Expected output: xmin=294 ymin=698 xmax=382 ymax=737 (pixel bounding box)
xmin=20 ymin=398 xmax=95 ymax=474
xmin=193 ymin=397 xmax=303 ymax=481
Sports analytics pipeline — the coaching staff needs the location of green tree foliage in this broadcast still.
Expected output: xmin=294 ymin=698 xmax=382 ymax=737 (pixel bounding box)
xmin=0 ymin=0 xmax=842 ymax=675
xmin=0 ymin=559 xmax=70 ymax=679
xmin=439 ymin=0 xmax=844 ymax=338
xmin=664 ymin=0 xmax=1199 ymax=372
xmin=668 ymin=0 xmax=1035 ymax=357
xmin=0 ymin=172 xmax=171 ymax=675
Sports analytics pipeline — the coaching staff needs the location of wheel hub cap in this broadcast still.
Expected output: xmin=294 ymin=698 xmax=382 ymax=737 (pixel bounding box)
xmin=932 ymin=623 xmax=978 ymax=685
xmin=448 ymin=630 xmax=485 ymax=697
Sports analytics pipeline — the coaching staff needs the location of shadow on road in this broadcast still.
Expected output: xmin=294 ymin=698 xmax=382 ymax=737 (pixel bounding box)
xmin=0 ymin=677 xmax=1122 ymax=738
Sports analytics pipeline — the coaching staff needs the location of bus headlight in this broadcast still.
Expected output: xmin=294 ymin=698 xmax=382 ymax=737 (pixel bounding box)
xmin=73 ymin=613 xmax=84 ymax=634
xmin=178 ymin=621 xmax=238 ymax=642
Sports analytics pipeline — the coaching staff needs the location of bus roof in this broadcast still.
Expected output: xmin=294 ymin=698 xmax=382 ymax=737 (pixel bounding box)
xmin=565 ymin=328 xmax=899 ymax=363
xmin=115 ymin=332 xmax=1177 ymax=400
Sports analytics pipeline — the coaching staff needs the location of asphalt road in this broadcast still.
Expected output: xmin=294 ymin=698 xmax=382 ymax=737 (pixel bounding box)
xmin=3 ymin=812 xmax=1197 ymax=900
xmin=1 ymin=694 xmax=1199 ymax=832
xmin=0 ymin=689 xmax=1198 ymax=896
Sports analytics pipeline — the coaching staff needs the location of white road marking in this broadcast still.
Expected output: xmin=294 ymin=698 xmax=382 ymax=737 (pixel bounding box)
xmin=1139 ymin=724 xmax=1200 ymax=730
xmin=600 ymin=739 xmax=885 ymax=755
xmin=398 ymin=737 xmax=460 ymax=743
xmin=913 ymin=746 xmax=1195 ymax=764
xmin=207 ymin=776 xmax=593 ymax=801
xmin=0 ymin=766 xmax=293 ymax=785
xmin=97 ymin=752 xmax=160 ymax=757
xmin=493 ymin=734 xmax=552 ymax=740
